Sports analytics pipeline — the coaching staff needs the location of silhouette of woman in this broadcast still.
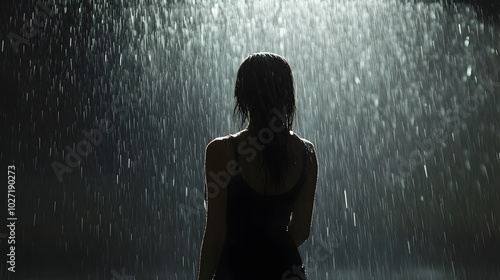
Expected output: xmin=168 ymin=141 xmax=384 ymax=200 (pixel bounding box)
xmin=197 ymin=52 xmax=318 ymax=280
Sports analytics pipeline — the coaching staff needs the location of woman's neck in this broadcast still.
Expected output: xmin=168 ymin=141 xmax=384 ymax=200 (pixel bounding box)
xmin=245 ymin=120 xmax=291 ymax=136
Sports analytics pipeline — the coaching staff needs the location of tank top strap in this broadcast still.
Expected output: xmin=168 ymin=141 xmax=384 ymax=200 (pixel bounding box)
xmin=296 ymin=139 xmax=308 ymax=187
xmin=231 ymin=135 xmax=240 ymax=164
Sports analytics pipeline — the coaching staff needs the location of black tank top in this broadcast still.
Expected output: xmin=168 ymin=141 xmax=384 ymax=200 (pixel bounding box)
xmin=227 ymin=135 xmax=307 ymax=233
xmin=213 ymin=135 xmax=308 ymax=280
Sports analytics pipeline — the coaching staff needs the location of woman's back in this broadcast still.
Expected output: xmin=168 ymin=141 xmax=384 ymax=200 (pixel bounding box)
xmin=213 ymin=131 xmax=316 ymax=280
xmin=232 ymin=130 xmax=310 ymax=195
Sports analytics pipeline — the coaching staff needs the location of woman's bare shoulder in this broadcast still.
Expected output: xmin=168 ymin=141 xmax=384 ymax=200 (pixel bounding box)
xmin=207 ymin=130 xmax=245 ymax=144
xmin=206 ymin=131 xmax=247 ymax=154
xmin=289 ymin=131 xmax=315 ymax=153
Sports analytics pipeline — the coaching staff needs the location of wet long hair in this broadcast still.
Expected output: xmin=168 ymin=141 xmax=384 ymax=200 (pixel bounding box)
xmin=233 ymin=52 xmax=296 ymax=191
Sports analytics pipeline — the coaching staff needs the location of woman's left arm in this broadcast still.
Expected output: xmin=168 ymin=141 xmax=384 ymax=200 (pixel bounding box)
xmin=197 ymin=139 xmax=228 ymax=280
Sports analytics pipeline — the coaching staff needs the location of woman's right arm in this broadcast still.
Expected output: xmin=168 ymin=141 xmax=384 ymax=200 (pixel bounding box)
xmin=288 ymin=141 xmax=317 ymax=247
